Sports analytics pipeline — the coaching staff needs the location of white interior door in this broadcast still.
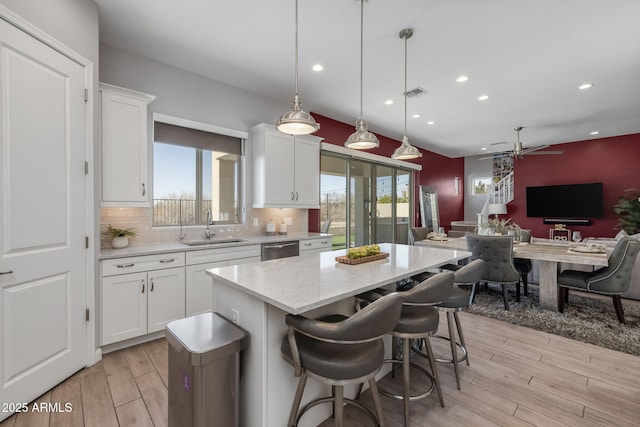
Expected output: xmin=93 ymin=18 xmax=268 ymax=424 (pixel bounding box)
xmin=0 ymin=19 xmax=87 ymax=420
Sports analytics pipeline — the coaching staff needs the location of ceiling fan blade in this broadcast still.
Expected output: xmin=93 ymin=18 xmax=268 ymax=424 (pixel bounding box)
xmin=520 ymin=144 xmax=550 ymax=154
xmin=525 ymin=150 xmax=564 ymax=155
xmin=479 ymin=153 xmax=508 ymax=160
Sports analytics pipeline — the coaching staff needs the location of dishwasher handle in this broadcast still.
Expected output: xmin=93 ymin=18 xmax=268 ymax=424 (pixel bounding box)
xmin=262 ymin=242 xmax=298 ymax=250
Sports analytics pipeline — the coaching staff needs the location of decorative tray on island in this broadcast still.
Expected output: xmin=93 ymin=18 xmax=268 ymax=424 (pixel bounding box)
xmin=335 ymin=252 xmax=389 ymax=265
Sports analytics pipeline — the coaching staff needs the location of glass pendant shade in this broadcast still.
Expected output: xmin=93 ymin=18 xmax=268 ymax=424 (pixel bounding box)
xmin=392 ymin=135 xmax=422 ymax=160
xmin=276 ymin=94 xmax=319 ymax=135
xmin=345 ymin=117 xmax=380 ymax=149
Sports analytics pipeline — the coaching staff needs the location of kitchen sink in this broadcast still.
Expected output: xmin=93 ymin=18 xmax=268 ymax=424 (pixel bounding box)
xmin=183 ymin=238 xmax=246 ymax=246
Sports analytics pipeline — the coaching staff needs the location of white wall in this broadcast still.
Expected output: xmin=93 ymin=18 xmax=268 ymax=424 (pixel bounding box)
xmin=464 ymin=155 xmax=493 ymax=221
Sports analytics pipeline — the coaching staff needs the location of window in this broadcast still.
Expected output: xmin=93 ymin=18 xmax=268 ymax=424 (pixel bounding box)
xmin=320 ymin=152 xmax=414 ymax=249
xmin=472 ymin=177 xmax=492 ymax=195
xmin=152 ymin=118 xmax=244 ymax=226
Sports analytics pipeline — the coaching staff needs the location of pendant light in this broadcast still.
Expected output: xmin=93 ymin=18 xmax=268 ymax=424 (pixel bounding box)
xmin=344 ymin=0 xmax=379 ymax=149
xmin=392 ymin=28 xmax=422 ymax=160
xmin=276 ymin=0 xmax=320 ymax=135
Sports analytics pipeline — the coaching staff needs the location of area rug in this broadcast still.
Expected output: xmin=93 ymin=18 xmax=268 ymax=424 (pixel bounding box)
xmin=466 ymin=284 xmax=640 ymax=356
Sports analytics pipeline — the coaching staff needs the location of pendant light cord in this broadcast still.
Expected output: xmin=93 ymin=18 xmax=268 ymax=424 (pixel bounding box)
xmin=294 ymin=0 xmax=299 ymax=96
xmin=359 ymin=0 xmax=364 ymax=117
xmin=403 ymin=30 xmax=408 ymax=139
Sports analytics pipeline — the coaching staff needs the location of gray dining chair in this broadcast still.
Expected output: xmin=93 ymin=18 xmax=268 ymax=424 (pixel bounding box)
xmin=409 ymin=226 xmax=429 ymax=245
xmin=558 ymin=236 xmax=640 ymax=323
xmin=465 ymin=234 xmax=521 ymax=310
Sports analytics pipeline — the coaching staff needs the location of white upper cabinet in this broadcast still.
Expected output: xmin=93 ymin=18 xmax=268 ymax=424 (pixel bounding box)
xmin=100 ymin=83 xmax=155 ymax=206
xmin=251 ymin=123 xmax=323 ymax=208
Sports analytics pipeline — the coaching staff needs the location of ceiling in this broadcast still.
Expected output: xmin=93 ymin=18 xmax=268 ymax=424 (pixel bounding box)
xmin=96 ymin=0 xmax=640 ymax=158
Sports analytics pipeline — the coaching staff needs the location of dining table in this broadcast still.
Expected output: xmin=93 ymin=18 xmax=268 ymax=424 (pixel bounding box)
xmin=415 ymin=236 xmax=609 ymax=311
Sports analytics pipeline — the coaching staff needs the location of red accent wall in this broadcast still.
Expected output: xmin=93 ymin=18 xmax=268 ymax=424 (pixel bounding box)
xmin=508 ymin=133 xmax=640 ymax=239
xmin=308 ymin=113 xmax=464 ymax=232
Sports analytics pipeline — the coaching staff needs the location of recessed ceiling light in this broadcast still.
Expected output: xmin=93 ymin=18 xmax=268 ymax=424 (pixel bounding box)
xmin=427 ymin=121 xmax=435 ymax=125
xmin=412 ymin=113 xmax=422 ymax=118
xmin=456 ymin=75 xmax=469 ymax=83
xmin=578 ymin=83 xmax=594 ymax=90
xmin=481 ymin=147 xmax=487 ymax=151
xmin=384 ymin=99 xmax=394 ymax=105
xmin=312 ymin=64 xmax=323 ymax=72
xmin=478 ymin=94 xmax=490 ymax=101
xmin=590 ymin=131 xmax=600 ymax=135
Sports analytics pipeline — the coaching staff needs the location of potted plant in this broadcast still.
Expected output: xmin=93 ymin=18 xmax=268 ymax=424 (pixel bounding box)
xmin=613 ymin=189 xmax=640 ymax=234
xmin=486 ymin=217 xmax=512 ymax=235
xmin=103 ymin=224 xmax=138 ymax=248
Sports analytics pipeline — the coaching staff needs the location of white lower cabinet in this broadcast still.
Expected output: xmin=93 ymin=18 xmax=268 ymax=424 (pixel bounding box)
xmin=101 ymin=253 xmax=185 ymax=346
xmin=299 ymin=237 xmax=332 ymax=255
xmin=185 ymin=245 xmax=261 ymax=316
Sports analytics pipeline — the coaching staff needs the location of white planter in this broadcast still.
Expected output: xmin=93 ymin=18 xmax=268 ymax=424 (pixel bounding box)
xmin=111 ymin=236 xmax=129 ymax=248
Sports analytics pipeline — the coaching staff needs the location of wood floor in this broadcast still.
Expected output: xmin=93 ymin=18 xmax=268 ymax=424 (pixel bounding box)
xmin=2 ymin=310 xmax=640 ymax=427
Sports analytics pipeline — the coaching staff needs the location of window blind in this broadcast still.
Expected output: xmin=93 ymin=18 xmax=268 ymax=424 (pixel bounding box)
xmin=154 ymin=122 xmax=242 ymax=155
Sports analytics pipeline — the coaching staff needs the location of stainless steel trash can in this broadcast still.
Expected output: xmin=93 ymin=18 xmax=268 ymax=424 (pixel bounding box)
xmin=166 ymin=312 xmax=248 ymax=427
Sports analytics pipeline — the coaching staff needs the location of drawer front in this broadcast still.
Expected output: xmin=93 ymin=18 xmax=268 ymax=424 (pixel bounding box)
xmin=185 ymin=244 xmax=261 ymax=265
xmin=299 ymin=238 xmax=332 ymax=252
xmin=101 ymin=252 xmax=185 ymax=276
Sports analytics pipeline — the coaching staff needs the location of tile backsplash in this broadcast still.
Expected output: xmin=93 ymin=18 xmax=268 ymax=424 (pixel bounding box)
xmin=100 ymin=207 xmax=309 ymax=248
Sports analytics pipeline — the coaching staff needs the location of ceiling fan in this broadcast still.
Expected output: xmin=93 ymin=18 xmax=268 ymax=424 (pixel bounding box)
xmin=480 ymin=127 xmax=563 ymax=160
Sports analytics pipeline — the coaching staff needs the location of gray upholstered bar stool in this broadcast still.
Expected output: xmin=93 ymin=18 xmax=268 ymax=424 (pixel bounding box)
xmin=358 ymin=272 xmax=454 ymax=426
xmin=280 ymin=292 xmax=403 ymax=427
xmin=434 ymin=259 xmax=484 ymax=390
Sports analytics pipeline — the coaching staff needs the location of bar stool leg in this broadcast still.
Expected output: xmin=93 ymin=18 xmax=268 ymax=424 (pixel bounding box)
xmin=288 ymin=374 xmax=307 ymax=427
xmin=368 ymin=378 xmax=385 ymax=427
xmin=446 ymin=311 xmax=461 ymax=390
xmin=423 ymin=335 xmax=445 ymax=407
xmin=453 ymin=312 xmax=469 ymax=366
xmin=402 ymin=338 xmax=411 ymax=426
xmin=334 ymin=385 xmax=344 ymax=427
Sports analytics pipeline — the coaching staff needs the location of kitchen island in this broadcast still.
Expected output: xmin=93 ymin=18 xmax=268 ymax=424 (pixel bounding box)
xmin=206 ymin=243 xmax=471 ymax=427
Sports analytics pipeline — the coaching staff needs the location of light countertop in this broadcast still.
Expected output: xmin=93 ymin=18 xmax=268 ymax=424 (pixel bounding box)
xmin=99 ymin=232 xmax=330 ymax=260
xmin=206 ymin=243 xmax=472 ymax=314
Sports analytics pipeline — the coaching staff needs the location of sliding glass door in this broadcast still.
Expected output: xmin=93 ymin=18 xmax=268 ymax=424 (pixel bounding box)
xmin=321 ymin=152 xmax=413 ymax=248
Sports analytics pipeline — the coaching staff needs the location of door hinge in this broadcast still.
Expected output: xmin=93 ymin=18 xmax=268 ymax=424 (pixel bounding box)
xmin=84 ymin=88 xmax=88 ymax=102
xmin=85 ymin=161 xmax=89 ymax=174
xmin=85 ymin=308 xmax=90 ymax=322
xmin=85 ymin=236 xmax=89 ymax=248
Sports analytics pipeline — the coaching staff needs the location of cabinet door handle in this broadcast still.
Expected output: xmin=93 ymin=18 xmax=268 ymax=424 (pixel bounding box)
xmin=141 ymin=279 xmax=145 ymax=293
xmin=142 ymin=183 xmax=146 ymax=196
xmin=150 ymin=279 xmax=154 ymax=292
xmin=117 ymin=263 xmax=135 ymax=268
xmin=303 ymin=243 xmax=312 ymax=247
xmin=159 ymin=258 xmax=175 ymax=264
xmin=0 ymin=270 xmax=13 ymax=275
xmin=291 ymin=192 xmax=295 ymax=201
xmin=295 ymin=192 xmax=299 ymax=201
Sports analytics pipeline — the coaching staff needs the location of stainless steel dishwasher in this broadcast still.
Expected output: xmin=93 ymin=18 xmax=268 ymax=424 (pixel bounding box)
xmin=261 ymin=241 xmax=299 ymax=261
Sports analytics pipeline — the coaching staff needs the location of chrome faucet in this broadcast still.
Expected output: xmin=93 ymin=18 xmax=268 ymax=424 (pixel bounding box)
xmin=205 ymin=209 xmax=215 ymax=239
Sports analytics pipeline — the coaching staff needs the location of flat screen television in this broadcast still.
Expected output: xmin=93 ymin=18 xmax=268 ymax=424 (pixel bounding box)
xmin=526 ymin=183 xmax=604 ymax=218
